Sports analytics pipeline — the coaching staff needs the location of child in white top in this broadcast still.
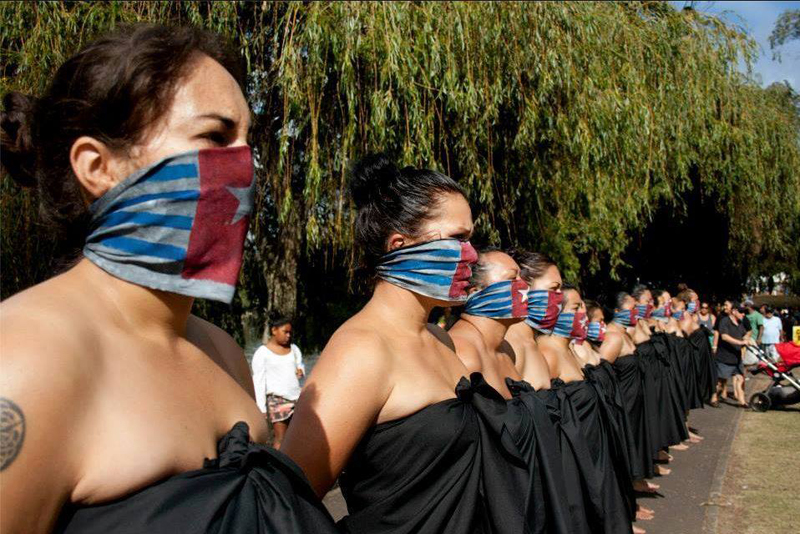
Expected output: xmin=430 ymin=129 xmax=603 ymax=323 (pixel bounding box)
xmin=252 ymin=315 xmax=305 ymax=449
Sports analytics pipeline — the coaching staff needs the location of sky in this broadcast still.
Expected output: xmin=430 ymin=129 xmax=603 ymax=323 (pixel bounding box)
xmin=670 ymin=1 xmax=800 ymax=89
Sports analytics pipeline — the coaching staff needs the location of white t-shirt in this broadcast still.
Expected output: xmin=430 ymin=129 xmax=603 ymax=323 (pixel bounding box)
xmin=251 ymin=344 xmax=305 ymax=412
xmin=762 ymin=316 xmax=783 ymax=344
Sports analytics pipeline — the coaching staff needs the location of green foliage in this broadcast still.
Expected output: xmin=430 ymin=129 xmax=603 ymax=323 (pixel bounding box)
xmin=2 ymin=1 xmax=799 ymax=346
xmin=769 ymin=8 xmax=800 ymax=60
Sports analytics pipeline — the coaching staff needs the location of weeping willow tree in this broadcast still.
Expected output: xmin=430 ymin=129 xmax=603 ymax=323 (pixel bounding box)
xmin=2 ymin=1 xmax=799 ymax=346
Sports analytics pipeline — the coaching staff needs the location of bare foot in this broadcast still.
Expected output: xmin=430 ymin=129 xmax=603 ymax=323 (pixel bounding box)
xmin=633 ymin=525 xmax=647 ymax=534
xmin=655 ymin=465 xmax=671 ymax=476
xmin=657 ymin=450 xmax=673 ymax=462
xmin=671 ymin=443 xmax=689 ymax=451
xmin=633 ymin=479 xmax=660 ymax=493
xmin=636 ymin=509 xmax=654 ymax=521
xmin=638 ymin=505 xmax=654 ymax=514
xmin=688 ymin=429 xmax=704 ymax=440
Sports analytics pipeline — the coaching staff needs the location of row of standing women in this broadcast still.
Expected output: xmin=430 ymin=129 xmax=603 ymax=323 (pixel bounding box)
xmin=0 ymin=23 xmax=715 ymax=533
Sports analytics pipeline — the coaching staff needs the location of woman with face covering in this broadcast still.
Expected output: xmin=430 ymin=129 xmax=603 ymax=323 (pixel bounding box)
xmin=538 ymin=287 xmax=638 ymax=534
xmin=504 ymin=251 xmax=593 ymax=534
xmin=0 ymin=24 xmax=337 ymax=533
xmin=630 ymin=285 xmax=657 ymax=343
xmin=281 ymin=154 xmax=499 ymax=534
xmin=640 ymin=289 xmax=692 ymax=455
xmin=678 ymin=289 xmax=717 ymax=407
xmin=604 ymin=294 xmax=662 ymax=489
xmin=450 ymin=250 xmax=572 ymax=534
xmin=505 ymin=251 xmax=563 ymax=389
xmin=585 ymin=301 xmax=656 ymax=521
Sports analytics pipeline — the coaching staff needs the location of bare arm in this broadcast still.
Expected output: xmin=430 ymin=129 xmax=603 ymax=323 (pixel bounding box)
xmin=721 ymin=333 xmax=754 ymax=346
xmin=0 ymin=321 xmax=88 ymax=533
xmin=599 ymin=333 xmax=623 ymax=362
xmin=281 ymin=329 xmax=392 ymax=498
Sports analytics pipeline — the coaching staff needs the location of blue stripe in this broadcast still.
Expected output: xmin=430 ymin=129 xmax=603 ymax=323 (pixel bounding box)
xmin=393 ymin=271 xmax=453 ymax=287
xmin=385 ymin=247 xmax=461 ymax=260
xmin=100 ymin=211 xmax=194 ymax=230
xmin=391 ymin=259 xmax=457 ymax=273
xmin=147 ymin=163 xmax=198 ymax=182
xmin=99 ymin=236 xmax=186 ymax=261
xmin=115 ymin=190 xmax=200 ymax=210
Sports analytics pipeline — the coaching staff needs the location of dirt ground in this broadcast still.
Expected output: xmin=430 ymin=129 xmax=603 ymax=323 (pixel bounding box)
xmin=715 ymin=383 xmax=800 ymax=533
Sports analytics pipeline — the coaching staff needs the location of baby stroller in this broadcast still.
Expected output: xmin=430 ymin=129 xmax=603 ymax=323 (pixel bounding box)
xmin=747 ymin=343 xmax=800 ymax=412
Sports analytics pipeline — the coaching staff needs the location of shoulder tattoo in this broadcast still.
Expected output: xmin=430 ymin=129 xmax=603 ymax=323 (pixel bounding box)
xmin=1 ymin=397 xmax=26 ymax=471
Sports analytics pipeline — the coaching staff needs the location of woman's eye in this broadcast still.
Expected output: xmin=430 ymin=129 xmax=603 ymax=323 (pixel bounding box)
xmin=202 ymin=132 xmax=228 ymax=145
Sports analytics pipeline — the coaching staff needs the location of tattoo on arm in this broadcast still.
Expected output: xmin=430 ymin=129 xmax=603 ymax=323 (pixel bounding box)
xmin=1 ymin=397 xmax=25 ymax=471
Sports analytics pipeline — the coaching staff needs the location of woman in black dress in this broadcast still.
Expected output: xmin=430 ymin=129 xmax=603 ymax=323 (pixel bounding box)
xmin=1 ymin=24 xmax=337 ymax=533
xmin=282 ymin=154 xmax=496 ymax=534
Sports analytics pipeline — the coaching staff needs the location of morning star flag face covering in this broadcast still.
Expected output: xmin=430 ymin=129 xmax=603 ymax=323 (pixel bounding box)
xmin=613 ymin=309 xmax=638 ymax=327
xmin=587 ymin=321 xmax=607 ymax=343
xmin=525 ymin=289 xmax=564 ymax=332
xmin=552 ymin=309 xmax=588 ymax=340
xmin=672 ymin=310 xmax=686 ymax=321
xmin=376 ymin=239 xmax=479 ymax=303
xmin=652 ymin=302 xmax=672 ymax=322
xmin=686 ymin=301 xmax=698 ymax=314
xmin=464 ymin=279 xmax=529 ymax=319
xmin=83 ymin=146 xmax=254 ymax=304
xmin=635 ymin=303 xmax=653 ymax=320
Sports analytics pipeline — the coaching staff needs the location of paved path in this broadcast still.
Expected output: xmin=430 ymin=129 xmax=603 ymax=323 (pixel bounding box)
xmin=637 ymin=395 xmax=744 ymax=534
xmin=323 ymin=384 xmax=753 ymax=533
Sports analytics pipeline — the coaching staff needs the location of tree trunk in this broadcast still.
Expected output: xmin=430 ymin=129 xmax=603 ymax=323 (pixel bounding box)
xmin=264 ymin=199 xmax=302 ymax=317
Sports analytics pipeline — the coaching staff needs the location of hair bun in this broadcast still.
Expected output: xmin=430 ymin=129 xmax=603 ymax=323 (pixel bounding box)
xmin=349 ymin=153 xmax=401 ymax=208
xmin=0 ymin=92 xmax=37 ymax=187
xmin=676 ymin=283 xmax=689 ymax=292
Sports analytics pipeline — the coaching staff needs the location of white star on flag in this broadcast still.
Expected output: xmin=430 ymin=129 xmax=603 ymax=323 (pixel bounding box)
xmin=225 ymin=175 xmax=256 ymax=225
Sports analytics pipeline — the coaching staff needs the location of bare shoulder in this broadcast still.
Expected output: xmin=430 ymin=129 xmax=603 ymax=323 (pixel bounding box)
xmin=499 ymin=339 xmax=517 ymax=365
xmin=310 ymin=321 xmax=393 ymax=383
xmin=185 ymin=315 xmax=253 ymax=397
xmin=0 ymin=285 xmax=99 ymax=528
xmin=427 ymin=323 xmax=456 ymax=352
xmin=450 ymin=328 xmax=483 ymax=374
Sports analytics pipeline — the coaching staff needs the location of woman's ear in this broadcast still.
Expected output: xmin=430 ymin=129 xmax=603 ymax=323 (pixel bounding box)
xmin=387 ymin=232 xmax=406 ymax=252
xmin=70 ymin=136 xmax=122 ymax=201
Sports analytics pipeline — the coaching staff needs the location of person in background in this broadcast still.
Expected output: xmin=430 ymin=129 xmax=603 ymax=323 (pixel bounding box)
xmin=697 ymin=302 xmax=716 ymax=348
xmin=712 ymin=300 xmax=733 ymax=354
xmin=252 ymin=314 xmax=305 ymax=449
xmin=712 ymin=305 xmax=755 ymax=408
xmin=744 ymin=300 xmax=764 ymax=346
xmin=761 ymin=307 xmax=784 ymax=363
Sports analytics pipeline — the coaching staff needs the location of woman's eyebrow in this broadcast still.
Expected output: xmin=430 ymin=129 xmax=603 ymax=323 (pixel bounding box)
xmin=196 ymin=113 xmax=236 ymax=129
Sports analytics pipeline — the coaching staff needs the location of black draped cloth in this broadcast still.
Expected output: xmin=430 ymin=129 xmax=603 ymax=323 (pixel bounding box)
xmin=55 ymin=422 xmax=339 ymax=534
xmin=688 ymin=327 xmax=717 ymax=404
xmin=662 ymin=334 xmax=692 ymax=412
xmin=583 ymin=360 xmax=638 ymax=512
xmin=535 ymin=387 xmax=593 ymax=534
xmin=338 ymin=377 xmax=488 ymax=534
xmin=613 ymin=353 xmax=654 ymax=479
xmin=488 ymin=377 xmax=575 ymax=534
xmin=549 ymin=378 xmax=634 ymax=534
xmin=639 ymin=336 xmax=689 ymax=451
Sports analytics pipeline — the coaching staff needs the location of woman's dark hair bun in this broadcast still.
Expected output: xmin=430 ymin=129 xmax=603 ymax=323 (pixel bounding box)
xmin=0 ymin=91 xmax=38 ymax=187
xmin=349 ymin=153 xmax=401 ymax=208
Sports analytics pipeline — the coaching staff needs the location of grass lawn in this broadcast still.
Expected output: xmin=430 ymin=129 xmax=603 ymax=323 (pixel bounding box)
xmin=716 ymin=380 xmax=800 ymax=534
